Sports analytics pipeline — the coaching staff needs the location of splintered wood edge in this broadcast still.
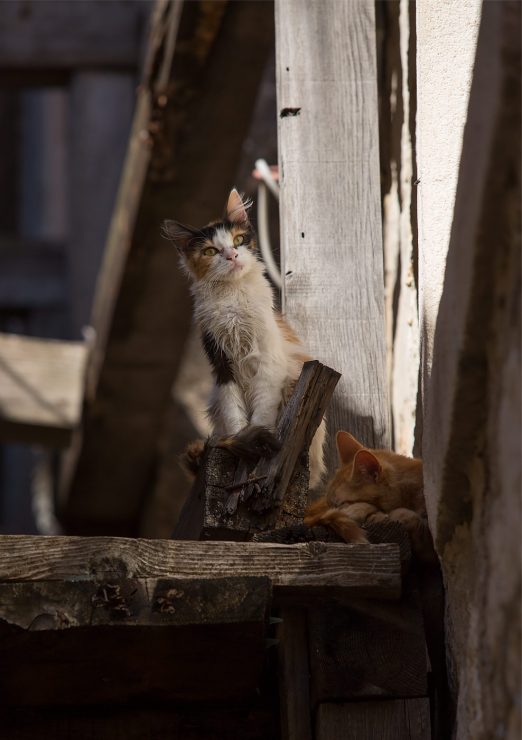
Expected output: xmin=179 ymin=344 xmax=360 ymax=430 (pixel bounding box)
xmin=0 ymin=536 xmax=402 ymax=600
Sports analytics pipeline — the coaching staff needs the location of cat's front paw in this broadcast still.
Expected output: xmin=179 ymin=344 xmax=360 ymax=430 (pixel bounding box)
xmin=217 ymin=425 xmax=282 ymax=461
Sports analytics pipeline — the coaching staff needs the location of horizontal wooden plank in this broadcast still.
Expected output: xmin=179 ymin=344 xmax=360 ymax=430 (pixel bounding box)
xmin=0 ymin=1 xmax=149 ymax=71
xmin=308 ymin=595 xmax=428 ymax=702
xmin=0 ymin=576 xmax=270 ymax=705
xmin=0 ymin=536 xmax=402 ymax=600
xmin=316 ymin=699 xmax=431 ymax=740
xmin=0 ymin=704 xmax=278 ymax=739
xmin=0 ymin=576 xmax=270 ymax=630
xmin=0 ymin=334 xmax=88 ymax=447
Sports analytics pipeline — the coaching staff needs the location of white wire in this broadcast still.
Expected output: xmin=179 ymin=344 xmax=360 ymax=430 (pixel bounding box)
xmin=255 ymin=158 xmax=280 ymax=199
xmin=255 ymin=159 xmax=282 ymax=288
xmin=257 ymin=182 xmax=282 ymax=289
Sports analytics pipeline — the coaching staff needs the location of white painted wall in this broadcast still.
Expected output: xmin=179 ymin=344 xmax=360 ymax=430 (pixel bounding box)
xmin=417 ymin=0 xmax=481 ymax=375
xmin=416 ymin=0 xmax=482 ymax=523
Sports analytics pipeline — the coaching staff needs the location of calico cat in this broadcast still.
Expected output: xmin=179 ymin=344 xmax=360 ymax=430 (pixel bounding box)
xmin=163 ymin=189 xmax=326 ymax=487
xmin=305 ymin=430 xmax=435 ymax=561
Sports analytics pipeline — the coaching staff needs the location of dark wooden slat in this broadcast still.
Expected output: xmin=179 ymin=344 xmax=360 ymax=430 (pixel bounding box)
xmin=308 ymin=594 xmax=428 ymax=703
xmin=278 ymin=609 xmax=313 ymax=740
xmin=0 ymin=576 xmax=269 ymax=705
xmin=316 ymin=700 xmax=431 ymax=740
xmin=0 ymin=705 xmax=278 ymax=740
xmin=0 ymin=1 xmax=149 ymax=71
xmin=0 ymin=536 xmax=402 ymax=601
xmin=61 ymin=0 xmax=276 ymax=535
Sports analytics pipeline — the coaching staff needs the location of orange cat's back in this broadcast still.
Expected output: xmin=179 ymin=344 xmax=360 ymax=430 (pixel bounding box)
xmin=304 ymin=431 xmax=433 ymax=559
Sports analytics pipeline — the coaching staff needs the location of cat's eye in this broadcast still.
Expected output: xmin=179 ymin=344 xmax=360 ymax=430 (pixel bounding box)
xmin=203 ymin=247 xmax=218 ymax=257
xmin=233 ymin=234 xmax=244 ymax=247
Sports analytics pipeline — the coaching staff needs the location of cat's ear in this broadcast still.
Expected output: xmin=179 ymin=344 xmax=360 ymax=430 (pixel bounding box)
xmin=336 ymin=431 xmax=364 ymax=465
xmin=226 ymin=188 xmax=251 ymax=224
xmin=352 ymin=450 xmax=382 ymax=483
xmin=162 ymin=220 xmax=197 ymax=252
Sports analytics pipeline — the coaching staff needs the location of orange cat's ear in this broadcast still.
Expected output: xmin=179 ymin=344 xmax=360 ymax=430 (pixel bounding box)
xmin=162 ymin=220 xmax=197 ymax=252
xmin=352 ymin=450 xmax=382 ymax=483
xmin=226 ymin=188 xmax=251 ymax=224
xmin=336 ymin=431 xmax=364 ymax=465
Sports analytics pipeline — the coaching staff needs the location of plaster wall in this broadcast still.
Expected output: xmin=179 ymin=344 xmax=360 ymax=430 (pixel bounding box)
xmin=414 ymin=2 xmax=521 ymax=738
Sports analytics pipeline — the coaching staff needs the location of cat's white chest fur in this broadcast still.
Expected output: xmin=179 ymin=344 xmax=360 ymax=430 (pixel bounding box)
xmin=193 ymin=267 xmax=278 ymax=364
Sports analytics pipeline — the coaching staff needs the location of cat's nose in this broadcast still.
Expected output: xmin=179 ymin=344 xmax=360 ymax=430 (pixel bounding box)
xmin=224 ymin=247 xmax=239 ymax=261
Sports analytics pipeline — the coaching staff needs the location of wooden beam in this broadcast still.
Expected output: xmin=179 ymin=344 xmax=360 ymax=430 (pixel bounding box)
xmin=0 ymin=536 xmax=402 ymax=600
xmin=0 ymin=576 xmax=270 ymax=705
xmin=60 ymin=0 xmax=276 ymax=535
xmin=0 ymin=705 xmax=277 ymax=739
xmin=276 ymin=0 xmax=390 ymax=468
xmin=0 ymin=333 xmax=88 ymax=447
xmin=308 ymin=596 xmax=428 ymax=703
xmin=278 ymin=609 xmax=313 ymax=740
xmin=316 ymin=700 xmax=431 ymax=740
xmin=0 ymin=1 xmax=149 ymax=73
xmin=68 ymin=71 xmax=135 ymax=335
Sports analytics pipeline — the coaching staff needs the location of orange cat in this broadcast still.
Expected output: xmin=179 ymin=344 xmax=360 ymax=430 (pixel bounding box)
xmin=304 ymin=431 xmax=435 ymax=561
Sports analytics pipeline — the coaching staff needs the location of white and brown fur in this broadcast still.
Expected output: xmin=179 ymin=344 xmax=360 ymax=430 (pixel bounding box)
xmin=163 ymin=189 xmax=326 ymax=487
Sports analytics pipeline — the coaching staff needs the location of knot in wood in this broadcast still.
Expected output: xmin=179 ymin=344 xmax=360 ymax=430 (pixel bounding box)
xmin=89 ymin=556 xmax=130 ymax=579
xmin=306 ymin=541 xmax=328 ymax=557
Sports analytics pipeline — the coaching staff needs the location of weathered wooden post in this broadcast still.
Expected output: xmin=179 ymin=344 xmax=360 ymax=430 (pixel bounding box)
xmin=274 ymin=2 xmax=430 ymax=739
xmin=276 ymin=0 xmax=390 ymax=468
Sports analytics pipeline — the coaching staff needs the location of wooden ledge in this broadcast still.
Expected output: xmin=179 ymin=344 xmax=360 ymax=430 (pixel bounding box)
xmin=0 ymin=535 xmax=401 ymax=706
xmin=0 ymin=535 xmax=401 ymax=601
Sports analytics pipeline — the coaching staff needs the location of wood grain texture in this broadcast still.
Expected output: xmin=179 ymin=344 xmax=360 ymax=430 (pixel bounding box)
xmin=173 ymin=445 xmax=310 ymax=541
xmin=276 ymin=0 xmax=390 ymax=469
xmin=0 ymin=536 xmax=401 ymax=600
xmin=316 ymin=699 xmax=431 ymax=740
xmin=246 ymin=361 xmax=340 ymax=507
xmin=0 ymin=333 xmax=88 ymax=446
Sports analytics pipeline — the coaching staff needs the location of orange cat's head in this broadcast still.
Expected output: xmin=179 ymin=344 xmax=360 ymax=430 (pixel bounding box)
xmin=326 ymin=431 xmax=423 ymax=512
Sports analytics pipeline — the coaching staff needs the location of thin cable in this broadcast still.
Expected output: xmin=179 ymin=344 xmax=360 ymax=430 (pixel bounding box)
xmin=257 ymin=182 xmax=282 ymax=288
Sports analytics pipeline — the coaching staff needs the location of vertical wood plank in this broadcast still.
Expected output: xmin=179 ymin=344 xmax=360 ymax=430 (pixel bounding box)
xmin=316 ymin=699 xmax=431 ymax=740
xmin=68 ymin=71 xmax=135 ymax=337
xmin=278 ymin=609 xmax=312 ymax=740
xmin=276 ymin=0 xmax=390 ymax=469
